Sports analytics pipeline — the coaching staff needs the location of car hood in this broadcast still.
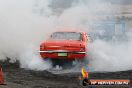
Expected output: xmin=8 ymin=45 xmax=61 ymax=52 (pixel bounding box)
xmin=41 ymin=40 xmax=84 ymax=48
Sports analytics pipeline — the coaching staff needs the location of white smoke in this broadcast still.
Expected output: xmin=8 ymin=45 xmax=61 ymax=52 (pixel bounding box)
xmin=57 ymin=0 xmax=109 ymax=28
xmin=0 ymin=0 xmax=132 ymax=72
xmin=88 ymin=40 xmax=132 ymax=72
xmin=59 ymin=0 xmax=132 ymax=72
xmin=19 ymin=45 xmax=52 ymax=70
xmin=0 ymin=0 xmax=56 ymax=70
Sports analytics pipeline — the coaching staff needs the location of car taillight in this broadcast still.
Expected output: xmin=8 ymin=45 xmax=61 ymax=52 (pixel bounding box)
xmin=40 ymin=45 xmax=44 ymax=50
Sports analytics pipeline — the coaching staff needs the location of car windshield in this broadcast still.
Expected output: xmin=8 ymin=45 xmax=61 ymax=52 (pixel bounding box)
xmin=50 ymin=32 xmax=82 ymax=40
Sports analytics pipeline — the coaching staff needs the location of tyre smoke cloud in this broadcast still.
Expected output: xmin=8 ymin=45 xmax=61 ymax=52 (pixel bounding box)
xmin=88 ymin=40 xmax=132 ymax=72
xmin=59 ymin=0 xmax=132 ymax=72
xmin=0 ymin=0 xmax=55 ymax=70
xmin=0 ymin=0 xmax=131 ymax=72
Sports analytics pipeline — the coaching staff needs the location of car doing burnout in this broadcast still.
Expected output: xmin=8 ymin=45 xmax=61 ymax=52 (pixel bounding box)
xmin=39 ymin=31 xmax=90 ymax=60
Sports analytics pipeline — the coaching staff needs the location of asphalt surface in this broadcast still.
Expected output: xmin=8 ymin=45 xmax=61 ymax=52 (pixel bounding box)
xmin=0 ymin=62 xmax=132 ymax=88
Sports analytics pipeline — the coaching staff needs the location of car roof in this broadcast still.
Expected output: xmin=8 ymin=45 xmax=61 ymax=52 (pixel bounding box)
xmin=54 ymin=28 xmax=85 ymax=33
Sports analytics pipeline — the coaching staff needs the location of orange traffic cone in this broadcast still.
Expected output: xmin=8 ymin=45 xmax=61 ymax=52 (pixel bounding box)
xmin=0 ymin=66 xmax=4 ymax=85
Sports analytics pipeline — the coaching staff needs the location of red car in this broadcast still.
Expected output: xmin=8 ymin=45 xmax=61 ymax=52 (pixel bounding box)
xmin=39 ymin=31 xmax=90 ymax=60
